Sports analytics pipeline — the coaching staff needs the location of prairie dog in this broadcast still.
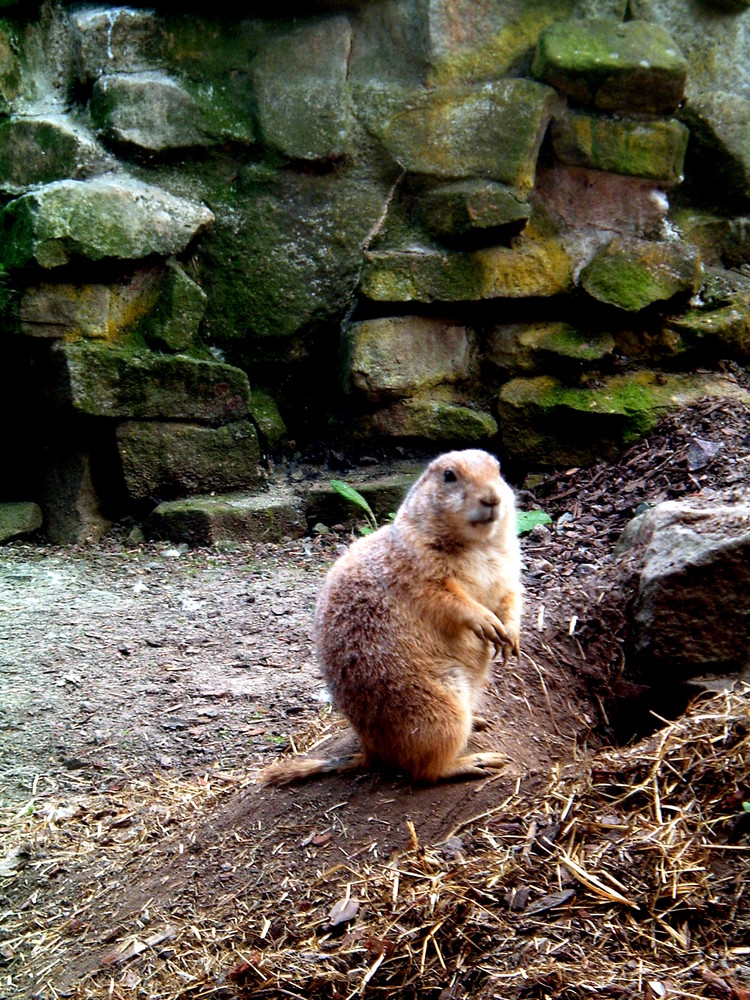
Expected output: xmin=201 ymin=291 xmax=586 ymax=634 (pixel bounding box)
xmin=261 ymin=449 xmax=522 ymax=785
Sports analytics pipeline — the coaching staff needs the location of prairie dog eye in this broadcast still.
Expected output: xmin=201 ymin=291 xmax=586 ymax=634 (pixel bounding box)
xmin=443 ymin=469 xmax=457 ymax=483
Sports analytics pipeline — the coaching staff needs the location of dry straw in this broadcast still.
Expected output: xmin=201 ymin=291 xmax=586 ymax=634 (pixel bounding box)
xmin=2 ymin=687 xmax=748 ymax=999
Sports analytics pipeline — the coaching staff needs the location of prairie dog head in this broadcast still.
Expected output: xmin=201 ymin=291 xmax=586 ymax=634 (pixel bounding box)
xmin=399 ymin=449 xmax=515 ymax=546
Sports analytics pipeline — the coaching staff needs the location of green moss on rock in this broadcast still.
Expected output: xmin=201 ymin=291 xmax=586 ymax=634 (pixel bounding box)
xmin=365 ymin=79 xmax=560 ymax=192
xmin=361 ymin=226 xmax=573 ymax=302
xmin=367 ymin=395 xmax=498 ymax=443
xmin=0 ymin=178 xmax=214 ymax=270
xmin=498 ymin=371 xmax=750 ymax=465
xmin=139 ymin=259 xmax=207 ymax=353
xmin=551 ymin=110 xmax=688 ymax=184
xmin=248 ymin=388 xmax=287 ymax=451
xmin=145 ymin=491 xmax=306 ymax=546
xmin=116 ymin=419 xmax=260 ymax=503
xmin=91 ymin=72 xmax=255 ymax=152
xmin=580 ymin=236 xmax=701 ymax=311
xmin=533 ymin=19 xmax=687 ymax=112
xmin=488 ymin=321 xmax=615 ymax=373
xmin=51 ymin=342 xmax=250 ymax=423
xmin=417 ymin=180 xmax=531 ymax=240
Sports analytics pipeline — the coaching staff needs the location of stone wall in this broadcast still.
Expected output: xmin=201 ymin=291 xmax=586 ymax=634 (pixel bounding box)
xmin=1 ymin=0 xmax=750 ymax=541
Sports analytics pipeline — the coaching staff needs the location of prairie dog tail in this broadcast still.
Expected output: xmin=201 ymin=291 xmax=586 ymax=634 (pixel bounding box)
xmin=259 ymin=751 xmax=369 ymax=786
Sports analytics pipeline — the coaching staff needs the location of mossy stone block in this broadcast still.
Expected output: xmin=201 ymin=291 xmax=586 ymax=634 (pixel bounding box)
xmin=580 ymin=236 xmax=701 ymax=311
xmin=145 ymin=491 xmax=306 ymax=546
xmin=488 ymin=321 xmax=615 ymax=373
xmin=139 ymin=259 xmax=207 ymax=353
xmin=367 ymin=396 xmax=498 ymax=443
xmin=346 ymin=315 xmax=472 ymax=401
xmin=248 ymin=388 xmax=287 ymax=451
xmin=0 ymin=178 xmax=214 ymax=270
xmin=551 ymin=111 xmax=688 ymax=184
xmin=533 ymin=19 xmax=687 ymax=112
xmin=498 ymin=371 xmax=749 ymax=465
xmin=425 ymin=0 xmax=628 ymax=84
xmin=0 ymin=502 xmax=42 ymax=543
xmin=197 ymin=166 xmax=390 ymax=341
xmin=361 ymin=227 xmax=572 ymax=302
xmin=368 ymin=79 xmax=559 ymax=192
xmin=666 ymin=292 xmax=750 ymax=362
xmin=52 ymin=342 xmax=250 ymax=423
xmin=252 ymin=17 xmax=352 ymax=161
xmin=116 ymin=420 xmax=260 ymax=503
xmin=417 ymin=180 xmax=531 ymax=240
xmin=91 ymin=72 xmax=254 ymax=152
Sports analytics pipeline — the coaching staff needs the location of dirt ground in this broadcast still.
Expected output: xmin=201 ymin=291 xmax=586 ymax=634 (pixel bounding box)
xmin=1 ymin=386 xmax=749 ymax=999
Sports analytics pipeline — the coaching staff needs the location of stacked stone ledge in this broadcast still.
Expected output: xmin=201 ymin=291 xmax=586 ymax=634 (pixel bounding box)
xmin=1 ymin=4 xmax=750 ymax=545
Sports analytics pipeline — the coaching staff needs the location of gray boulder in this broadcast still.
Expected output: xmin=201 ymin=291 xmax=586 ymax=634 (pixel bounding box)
xmin=116 ymin=420 xmax=260 ymax=503
xmin=0 ymin=177 xmax=214 ymax=270
xmin=618 ymin=498 xmax=750 ymax=677
xmin=90 ymin=72 xmax=254 ymax=152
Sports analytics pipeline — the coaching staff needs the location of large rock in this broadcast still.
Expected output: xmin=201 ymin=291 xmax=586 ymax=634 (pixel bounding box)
xmin=50 ymin=343 xmax=250 ymax=423
xmin=0 ymin=502 xmax=42 ymax=543
xmin=115 ymin=420 xmax=260 ymax=503
xmin=498 ymin=371 xmax=750 ymax=465
xmin=580 ymin=237 xmax=702 ymax=311
xmin=18 ymin=268 xmax=162 ymax=340
xmin=680 ymin=92 xmax=750 ymax=209
xmin=536 ymin=162 xmax=669 ymax=236
xmin=91 ymin=72 xmax=255 ymax=152
xmin=346 ymin=315 xmax=473 ymax=401
xmin=617 ymin=498 xmax=750 ymax=677
xmin=303 ymin=471 xmax=419 ymax=528
xmin=365 ymin=394 xmax=498 ymax=442
xmin=0 ymin=116 xmax=109 ymax=194
xmin=360 ymin=226 xmax=573 ymax=302
xmin=665 ymin=290 xmax=750 ymax=362
xmin=71 ymin=8 xmax=163 ymax=83
xmin=196 ymin=166 xmax=391 ymax=341
xmin=417 ymin=180 xmax=531 ymax=241
xmin=0 ymin=178 xmax=214 ymax=270
xmin=40 ymin=445 xmax=111 ymax=545
xmin=252 ymin=16 xmax=352 ymax=161
xmin=551 ymin=111 xmax=688 ymax=184
xmin=533 ymin=19 xmax=687 ymax=113
xmin=365 ymin=79 xmax=560 ymax=192
xmin=137 ymin=259 xmax=207 ymax=353
xmin=146 ymin=491 xmax=307 ymax=546
xmin=488 ymin=321 xmax=615 ymax=374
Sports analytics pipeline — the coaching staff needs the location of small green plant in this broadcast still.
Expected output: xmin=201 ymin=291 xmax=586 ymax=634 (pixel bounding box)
xmin=330 ymin=479 xmax=379 ymax=535
xmin=516 ymin=509 xmax=552 ymax=536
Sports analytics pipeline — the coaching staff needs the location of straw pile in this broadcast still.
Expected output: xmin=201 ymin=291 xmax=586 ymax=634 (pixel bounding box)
xmin=2 ymin=687 xmax=748 ymax=999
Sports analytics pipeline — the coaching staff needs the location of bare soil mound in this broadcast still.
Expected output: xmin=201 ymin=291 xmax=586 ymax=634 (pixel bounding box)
xmin=1 ymin=389 xmax=749 ymax=999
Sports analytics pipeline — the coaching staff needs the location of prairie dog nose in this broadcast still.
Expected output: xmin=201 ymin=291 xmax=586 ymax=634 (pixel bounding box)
xmin=480 ymin=492 xmax=500 ymax=508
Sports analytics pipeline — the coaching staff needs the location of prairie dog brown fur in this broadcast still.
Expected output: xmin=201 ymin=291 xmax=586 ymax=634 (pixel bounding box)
xmin=261 ymin=449 xmax=522 ymax=785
